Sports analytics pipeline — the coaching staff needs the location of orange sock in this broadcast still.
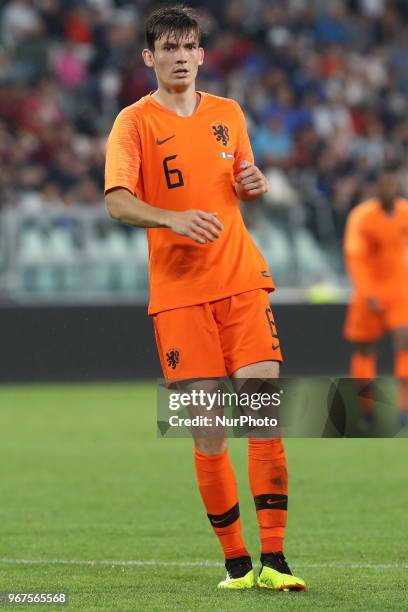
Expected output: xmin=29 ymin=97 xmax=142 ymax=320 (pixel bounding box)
xmin=350 ymin=352 xmax=376 ymax=379
xmin=395 ymin=351 xmax=408 ymax=413
xmin=350 ymin=352 xmax=377 ymax=415
xmin=194 ymin=448 xmax=248 ymax=560
xmin=248 ymin=439 xmax=288 ymax=554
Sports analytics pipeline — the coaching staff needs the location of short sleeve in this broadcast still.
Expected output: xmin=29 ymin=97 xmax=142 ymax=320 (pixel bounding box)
xmin=232 ymin=101 xmax=254 ymax=175
xmin=105 ymin=109 xmax=141 ymax=196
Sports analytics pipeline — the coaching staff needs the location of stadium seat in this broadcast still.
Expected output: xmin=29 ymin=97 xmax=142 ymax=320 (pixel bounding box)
xmin=293 ymin=228 xmax=332 ymax=281
xmin=88 ymin=228 xmax=135 ymax=292
xmin=17 ymin=227 xmax=46 ymax=266
xmin=46 ymin=226 xmax=82 ymax=292
xmin=252 ymin=223 xmax=294 ymax=285
xmin=16 ymin=226 xmax=51 ymax=292
xmin=127 ymin=230 xmax=149 ymax=290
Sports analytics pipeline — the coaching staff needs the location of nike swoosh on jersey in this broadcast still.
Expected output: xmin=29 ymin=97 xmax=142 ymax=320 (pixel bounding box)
xmin=156 ymin=135 xmax=175 ymax=145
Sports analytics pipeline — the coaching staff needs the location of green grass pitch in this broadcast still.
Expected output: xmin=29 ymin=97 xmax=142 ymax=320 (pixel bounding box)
xmin=0 ymin=383 xmax=407 ymax=611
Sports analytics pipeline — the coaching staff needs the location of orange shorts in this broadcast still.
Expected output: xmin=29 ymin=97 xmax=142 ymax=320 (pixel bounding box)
xmin=152 ymin=289 xmax=282 ymax=380
xmin=344 ymin=292 xmax=408 ymax=342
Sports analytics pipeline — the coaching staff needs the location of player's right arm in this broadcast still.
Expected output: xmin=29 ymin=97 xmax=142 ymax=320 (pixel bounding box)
xmin=105 ymin=188 xmax=223 ymax=244
xmin=344 ymin=206 xmax=379 ymax=309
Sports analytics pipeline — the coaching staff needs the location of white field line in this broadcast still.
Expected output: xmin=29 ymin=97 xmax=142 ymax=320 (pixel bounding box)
xmin=0 ymin=558 xmax=407 ymax=570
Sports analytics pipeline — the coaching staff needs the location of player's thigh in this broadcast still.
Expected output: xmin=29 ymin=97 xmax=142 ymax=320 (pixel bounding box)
xmin=344 ymin=296 xmax=384 ymax=343
xmin=232 ymin=360 xmax=279 ymax=380
xmin=216 ymin=289 xmax=282 ymax=376
xmin=231 ymin=360 xmax=280 ymax=418
xmin=152 ymin=303 xmax=227 ymax=380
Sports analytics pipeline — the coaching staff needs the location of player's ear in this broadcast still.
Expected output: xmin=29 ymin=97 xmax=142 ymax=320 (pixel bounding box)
xmin=142 ymin=48 xmax=154 ymax=68
xmin=198 ymin=47 xmax=204 ymax=67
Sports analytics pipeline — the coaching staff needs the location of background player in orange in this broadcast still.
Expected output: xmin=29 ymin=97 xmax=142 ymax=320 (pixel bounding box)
xmin=104 ymin=5 xmax=305 ymax=592
xmin=344 ymin=163 xmax=408 ymax=427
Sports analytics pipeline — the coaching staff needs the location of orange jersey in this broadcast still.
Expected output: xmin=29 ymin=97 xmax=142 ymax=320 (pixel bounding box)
xmin=344 ymin=198 xmax=408 ymax=299
xmin=105 ymin=92 xmax=274 ymax=314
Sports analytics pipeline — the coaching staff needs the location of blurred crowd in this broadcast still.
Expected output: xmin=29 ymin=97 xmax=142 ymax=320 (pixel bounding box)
xmin=0 ymin=0 xmax=408 ymax=240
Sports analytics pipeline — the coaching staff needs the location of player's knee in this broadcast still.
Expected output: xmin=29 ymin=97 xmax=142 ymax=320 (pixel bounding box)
xmin=394 ymin=327 xmax=408 ymax=352
xmin=194 ymin=437 xmax=227 ymax=455
xmin=354 ymin=342 xmax=376 ymax=357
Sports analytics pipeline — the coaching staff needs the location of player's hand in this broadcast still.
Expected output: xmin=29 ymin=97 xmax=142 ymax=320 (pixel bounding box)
xmin=164 ymin=209 xmax=224 ymax=244
xmin=235 ymin=160 xmax=269 ymax=199
xmin=366 ymin=297 xmax=382 ymax=313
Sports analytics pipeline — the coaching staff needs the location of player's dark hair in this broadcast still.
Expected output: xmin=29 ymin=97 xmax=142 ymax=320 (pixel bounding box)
xmin=145 ymin=5 xmax=201 ymax=51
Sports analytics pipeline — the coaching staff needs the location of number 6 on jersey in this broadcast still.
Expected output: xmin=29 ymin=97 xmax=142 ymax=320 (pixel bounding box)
xmin=163 ymin=155 xmax=184 ymax=189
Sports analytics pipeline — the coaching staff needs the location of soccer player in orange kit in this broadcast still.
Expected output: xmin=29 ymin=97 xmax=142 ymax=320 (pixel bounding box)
xmin=104 ymin=5 xmax=305 ymax=592
xmin=344 ymin=163 xmax=408 ymax=427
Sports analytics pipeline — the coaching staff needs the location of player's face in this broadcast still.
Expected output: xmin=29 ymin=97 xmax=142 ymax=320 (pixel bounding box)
xmin=377 ymin=172 xmax=401 ymax=201
xmin=143 ymin=32 xmax=204 ymax=91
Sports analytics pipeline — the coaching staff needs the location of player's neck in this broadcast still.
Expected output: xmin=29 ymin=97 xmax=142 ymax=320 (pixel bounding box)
xmin=379 ymin=197 xmax=396 ymax=215
xmin=152 ymin=86 xmax=200 ymax=117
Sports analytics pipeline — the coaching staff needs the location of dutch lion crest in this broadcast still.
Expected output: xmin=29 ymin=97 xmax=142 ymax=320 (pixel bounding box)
xmin=212 ymin=123 xmax=230 ymax=146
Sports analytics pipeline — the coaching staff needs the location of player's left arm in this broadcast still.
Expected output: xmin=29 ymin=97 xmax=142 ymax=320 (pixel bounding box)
xmin=234 ymin=160 xmax=269 ymax=201
xmin=232 ymin=101 xmax=268 ymax=201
